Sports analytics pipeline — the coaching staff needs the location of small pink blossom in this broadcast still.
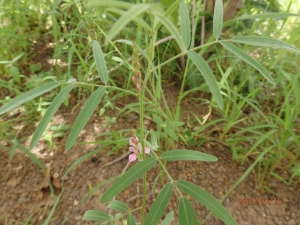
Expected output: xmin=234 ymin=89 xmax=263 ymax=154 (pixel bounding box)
xmin=128 ymin=137 xmax=150 ymax=162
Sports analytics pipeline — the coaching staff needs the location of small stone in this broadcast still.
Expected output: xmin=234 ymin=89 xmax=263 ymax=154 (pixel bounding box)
xmin=74 ymin=215 xmax=81 ymax=220
xmin=287 ymin=219 xmax=296 ymax=225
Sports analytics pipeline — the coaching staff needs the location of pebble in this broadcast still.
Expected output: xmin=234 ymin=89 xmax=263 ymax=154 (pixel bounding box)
xmin=287 ymin=219 xmax=296 ymax=225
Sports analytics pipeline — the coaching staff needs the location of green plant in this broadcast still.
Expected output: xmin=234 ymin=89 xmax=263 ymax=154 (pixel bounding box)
xmin=1 ymin=0 xmax=300 ymax=224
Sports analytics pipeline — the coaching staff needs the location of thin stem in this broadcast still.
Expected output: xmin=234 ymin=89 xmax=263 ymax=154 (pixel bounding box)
xmin=151 ymin=151 xmax=183 ymax=198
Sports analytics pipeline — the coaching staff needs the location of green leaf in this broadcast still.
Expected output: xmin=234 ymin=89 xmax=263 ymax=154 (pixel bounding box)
xmin=107 ymin=200 xmax=128 ymax=213
xmin=92 ymin=40 xmax=109 ymax=84
xmin=231 ymin=36 xmax=300 ymax=53
xmin=43 ymin=193 xmax=62 ymax=225
xmin=9 ymin=139 xmax=18 ymax=164
xmin=0 ymin=82 xmax=60 ymax=116
xmin=161 ymin=210 xmax=174 ymax=225
xmin=105 ymin=4 xmax=150 ymax=45
xmin=100 ymin=157 xmax=157 ymax=203
xmin=87 ymin=0 xmax=134 ymax=9
xmin=161 ymin=150 xmax=218 ymax=161
xmin=127 ymin=213 xmax=136 ymax=225
xmin=179 ymin=1 xmax=191 ymax=49
xmin=106 ymin=8 xmax=152 ymax=32
xmin=154 ymin=11 xmax=186 ymax=51
xmin=220 ymin=41 xmax=275 ymax=85
xmin=213 ymin=0 xmax=223 ymax=40
xmin=82 ymin=210 xmax=111 ymax=221
xmin=64 ymin=147 xmax=104 ymax=179
xmin=235 ymin=12 xmax=300 ymax=20
xmin=30 ymin=83 xmax=75 ymax=150
xmin=144 ymin=183 xmax=172 ymax=225
xmin=65 ymin=86 xmax=106 ymax=150
xmin=152 ymin=114 xmax=164 ymax=124
xmin=179 ymin=197 xmax=198 ymax=225
xmin=187 ymin=50 xmax=223 ymax=109
xmin=18 ymin=143 xmax=45 ymax=173
xmin=176 ymin=180 xmax=238 ymax=225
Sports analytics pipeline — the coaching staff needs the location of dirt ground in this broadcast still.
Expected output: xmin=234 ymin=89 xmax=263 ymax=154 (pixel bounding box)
xmin=1 ymin=34 xmax=300 ymax=225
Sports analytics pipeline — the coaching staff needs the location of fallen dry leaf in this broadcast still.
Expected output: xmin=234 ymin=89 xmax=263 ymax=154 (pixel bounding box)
xmin=52 ymin=177 xmax=61 ymax=188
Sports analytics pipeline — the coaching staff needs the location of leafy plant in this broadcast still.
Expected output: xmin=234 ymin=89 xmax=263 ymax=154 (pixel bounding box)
xmin=1 ymin=0 xmax=300 ymax=224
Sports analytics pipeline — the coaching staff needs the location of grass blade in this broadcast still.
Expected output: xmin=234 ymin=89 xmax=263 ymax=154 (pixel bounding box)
xmin=161 ymin=150 xmax=218 ymax=161
xmin=179 ymin=197 xmax=198 ymax=225
xmin=235 ymin=12 xmax=300 ymax=20
xmin=213 ymin=0 xmax=223 ymax=40
xmin=92 ymin=40 xmax=109 ymax=84
xmin=100 ymin=157 xmax=157 ymax=203
xmin=105 ymin=4 xmax=150 ymax=45
xmin=0 ymin=82 xmax=60 ymax=116
xmin=176 ymin=180 xmax=237 ymax=225
xmin=179 ymin=1 xmax=191 ymax=49
xmin=30 ymin=82 xmax=75 ymax=150
xmin=63 ymin=146 xmax=104 ymax=178
xmin=220 ymin=40 xmax=275 ymax=84
xmin=154 ymin=11 xmax=186 ymax=51
xmin=43 ymin=193 xmax=62 ymax=225
xmin=9 ymin=139 xmax=18 ymax=164
xmin=187 ymin=50 xmax=223 ymax=109
xmin=106 ymin=8 xmax=152 ymax=32
xmin=87 ymin=0 xmax=134 ymax=9
xmin=65 ymin=86 xmax=106 ymax=150
xmin=82 ymin=210 xmax=111 ymax=221
xmin=144 ymin=183 xmax=172 ymax=225
xmin=18 ymin=143 xmax=45 ymax=173
xmin=232 ymin=36 xmax=300 ymax=53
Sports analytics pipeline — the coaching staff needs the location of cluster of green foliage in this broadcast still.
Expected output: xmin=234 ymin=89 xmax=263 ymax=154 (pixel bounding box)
xmin=1 ymin=0 xmax=300 ymax=224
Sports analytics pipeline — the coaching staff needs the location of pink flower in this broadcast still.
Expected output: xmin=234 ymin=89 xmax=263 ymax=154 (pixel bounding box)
xmin=128 ymin=137 xmax=150 ymax=162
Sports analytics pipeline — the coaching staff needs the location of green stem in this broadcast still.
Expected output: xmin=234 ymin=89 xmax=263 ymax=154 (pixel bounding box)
xmin=151 ymin=151 xmax=183 ymax=197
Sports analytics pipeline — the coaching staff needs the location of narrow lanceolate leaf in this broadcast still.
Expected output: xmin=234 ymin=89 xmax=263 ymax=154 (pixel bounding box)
xmin=92 ymin=40 xmax=108 ymax=84
xmin=65 ymin=86 xmax=106 ymax=150
xmin=179 ymin=1 xmax=191 ymax=49
xmin=179 ymin=197 xmax=198 ymax=225
xmin=176 ymin=180 xmax=238 ymax=225
xmin=213 ymin=0 xmax=223 ymax=40
xmin=87 ymin=0 xmax=134 ymax=9
xmin=105 ymin=4 xmax=150 ymax=45
xmin=63 ymin=147 xmax=104 ymax=178
xmin=106 ymin=8 xmax=152 ymax=32
xmin=232 ymin=36 xmax=300 ymax=53
xmin=82 ymin=210 xmax=111 ymax=221
xmin=154 ymin=11 xmax=186 ymax=51
xmin=0 ymin=82 xmax=60 ymax=116
xmin=30 ymin=83 xmax=75 ymax=150
xmin=127 ymin=213 xmax=136 ymax=225
xmin=144 ymin=183 xmax=172 ymax=225
xmin=161 ymin=150 xmax=218 ymax=162
xmin=220 ymin=41 xmax=275 ymax=85
xmin=107 ymin=200 xmax=128 ymax=213
xmin=18 ymin=143 xmax=45 ymax=173
xmin=100 ymin=157 xmax=157 ymax=203
xmin=235 ymin=12 xmax=300 ymax=20
xmin=187 ymin=50 xmax=223 ymax=109
xmin=161 ymin=211 xmax=174 ymax=225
